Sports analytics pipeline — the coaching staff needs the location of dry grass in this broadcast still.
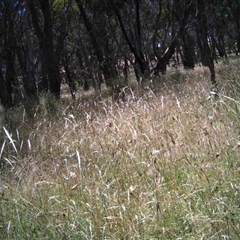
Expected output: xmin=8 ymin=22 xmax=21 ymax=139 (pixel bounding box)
xmin=0 ymin=58 xmax=240 ymax=239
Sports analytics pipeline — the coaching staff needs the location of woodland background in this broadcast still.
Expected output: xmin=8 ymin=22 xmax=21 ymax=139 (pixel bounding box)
xmin=1 ymin=0 xmax=240 ymax=107
xmin=1 ymin=1 xmax=240 ymax=239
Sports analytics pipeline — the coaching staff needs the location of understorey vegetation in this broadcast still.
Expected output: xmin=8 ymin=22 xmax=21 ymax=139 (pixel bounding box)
xmin=0 ymin=57 xmax=240 ymax=239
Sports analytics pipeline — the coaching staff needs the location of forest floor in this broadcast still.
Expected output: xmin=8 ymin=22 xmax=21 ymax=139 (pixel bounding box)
xmin=0 ymin=56 xmax=240 ymax=239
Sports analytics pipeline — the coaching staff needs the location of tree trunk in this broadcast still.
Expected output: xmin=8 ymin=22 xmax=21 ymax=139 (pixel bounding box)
xmin=40 ymin=0 xmax=61 ymax=98
xmin=113 ymin=3 xmax=149 ymax=81
xmin=4 ymin=50 xmax=15 ymax=108
xmin=0 ymin=2 xmax=19 ymax=108
xmin=197 ymin=0 xmax=217 ymax=89
xmin=64 ymin=64 xmax=76 ymax=99
xmin=75 ymin=0 xmax=116 ymax=86
xmin=21 ymin=4 xmax=37 ymax=97
xmin=0 ymin=59 xmax=13 ymax=109
xmin=234 ymin=3 xmax=240 ymax=53
xmin=101 ymin=26 xmax=119 ymax=87
xmin=27 ymin=0 xmax=61 ymax=98
xmin=236 ymin=32 xmax=240 ymax=53
xmin=181 ymin=32 xmax=195 ymax=69
xmin=152 ymin=1 xmax=180 ymax=75
xmin=154 ymin=37 xmax=178 ymax=75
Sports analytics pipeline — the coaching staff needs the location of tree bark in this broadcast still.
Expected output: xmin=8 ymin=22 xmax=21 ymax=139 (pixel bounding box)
xmin=4 ymin=50 xmax=15 ymax=108
xmin=235 ymin=3 xmax=240 ymax=53
xmin=181 ymin=32 xmax=195 ymax=69
xmin=113 ymin=3 xmax=149 ymax=81
xmin=154 ymin=38 xmax=178 ymax=75
xmin=27 ymin=0 xmax=61 ymax=98
xmin=196 ymin=0 xmax=217 ymax=89
xmin=75 ymin=0 xmax=117 ymax=87
xmin=22 ymin=4 xmax=37 ymax=97
xmin=0 ymin=2 xmax=17 ymax=108
xmin=0 ymin=58 xmax=13 ymax=109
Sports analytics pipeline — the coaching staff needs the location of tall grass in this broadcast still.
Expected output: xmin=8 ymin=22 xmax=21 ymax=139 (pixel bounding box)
xmin=0 ymin=59 xmax=240 ymax=239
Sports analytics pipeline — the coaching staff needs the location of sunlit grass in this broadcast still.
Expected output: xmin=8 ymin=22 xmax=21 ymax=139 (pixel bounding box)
xmin=0 ymin=58 xmax=240 ymax=239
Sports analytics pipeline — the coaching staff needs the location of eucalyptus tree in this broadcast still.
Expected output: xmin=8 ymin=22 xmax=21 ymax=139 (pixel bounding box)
xmin=26 ymin=0 xmax=73 ymax=98
xmin=151 ymin=0 xmax=182 ymax=74
xmin=235 ymin=3 xmax=240 ymax=53
xmin=0 ymin=0 xmax=20 ymax=108
xmin=196 ymin=0 xmax=217 ymax=89
xmin=226 ymin=0 xmax=240 ymax=54
xmin=204 ymin=0 xmax=239 ymax=61
xmin=16 ymin=1 xmax=37 ymax=98
xmin=174 ymin=0 xmax=196 ymax=69
xmin=75 ymin=0 xmax=121 ymax=88
xmin=109 ymin=0 xmax=150 ymax=81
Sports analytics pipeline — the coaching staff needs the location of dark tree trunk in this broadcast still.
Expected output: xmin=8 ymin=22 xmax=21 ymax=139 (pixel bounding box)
xmin=182 ymin=32 xmax=195 ymax=69
xmin=236 ymin=32 xmax=240 ymax=53
xmin=0 ymin=1 xmax=19 ymax=108
xmin=102 ymin=27 xmax=119 ymax=87
xmin=134 ymin=0 xmax=144 ymax=63
xmin=154 ymin=38 xmax=178 ymax=75
xmin=4 ymin=51 xmax=15 ymax=108
xmin=123 ymin=56 xmax=129 ymax=81
xmin=40 ymin=0 xmax=61 ymax=98
xmin=197 ymin=0 xmax=217 ymax=89
xmin=63 ymin=64 xmax=76 ymax=99
xmin=61 ymin=47 xmax=77 ymax=99
xmin=0 ymin=60 xmax=6 ymax=106
xmin=217 ymin=33 xmax=226 ymax=58
xmin=27 ymin=0 xmax=61 ymax=98
xmin=76 ymin=50 xmax=90 ymax=91
xmin=113 ymin=3 xmax=149 ymax=81
xmin=54 ymin=0 xmax=73 ymax=65
xmin=234 ymin=3 xmax=240 ymax=53
xmin=0 ymin=59 xmax=13 ymax=109
xmin=22 ymin=4 xmax=37 ymax=97
xmin=38 ymin=59 xmax=49 ymax=93
xmin=76 ymin=0 xmax=116 ymax=87
xmin=76 ymin=44 xmax=101 ymax=91
xmin=152 ymin=1 xmax=181 ymax=75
